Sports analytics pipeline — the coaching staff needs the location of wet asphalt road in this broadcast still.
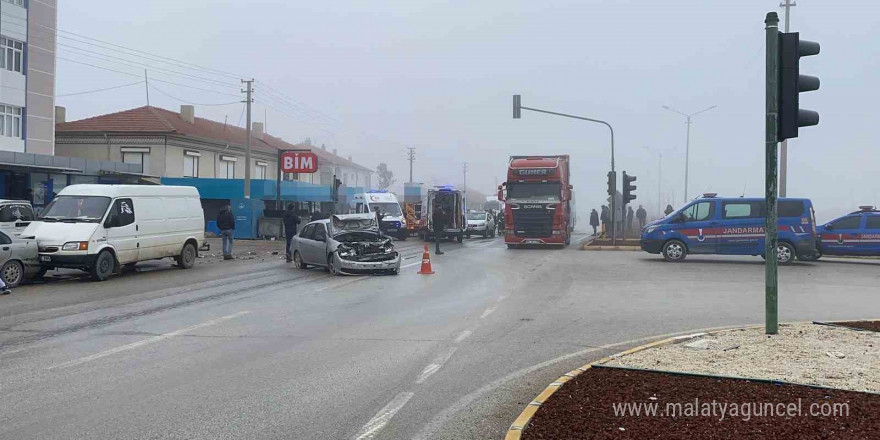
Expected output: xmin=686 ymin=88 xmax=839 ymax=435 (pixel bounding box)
xmin=1 ymin=234 xmax=878 ymax=439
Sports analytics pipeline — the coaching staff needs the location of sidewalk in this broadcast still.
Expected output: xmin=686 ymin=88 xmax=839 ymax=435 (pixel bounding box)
xmin=199 ymin=237 xmax=288 ymax=266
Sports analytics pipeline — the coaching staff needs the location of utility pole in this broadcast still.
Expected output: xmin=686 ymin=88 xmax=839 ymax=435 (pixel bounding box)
xmin=662 ymin=104 xmax=717 ymax=201
xmin=779 ymin=0 xmax=796 ymax=197
xmin=407 ymin=147 xmax=415 ymax=183
xmin=242 ymin=79 xmax=254 ymax=199
xmin=657 ymin=152 xmax=662 ymax=217
xmin=144 ymin=70 xmax=150 ymax=106
xmin=463 ymin=162 xmax=468 ymax=209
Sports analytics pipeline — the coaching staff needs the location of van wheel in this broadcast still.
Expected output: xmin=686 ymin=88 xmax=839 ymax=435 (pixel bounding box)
xmin=1 ymin=260 xmax=24 ymax=288
xmin=777 ymin=242 xmax=795 ymax=265
xmin=662 ymin=240 xmax=687 ymax=262
xmin=91 ymin=250 xmax=116 ymax=281
xmin=293 ymin=251 xmax=308 ymax=269
xmin=177 ymin=242 xmax=197 ymax=269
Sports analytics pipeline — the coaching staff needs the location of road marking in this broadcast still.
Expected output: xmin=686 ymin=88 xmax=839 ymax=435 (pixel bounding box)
xmin=415 ymin=346 xmax=458 ymax=384
xmin=354 ymin=391 xmax=414 ymax=440
xmin=480 ymin=306 xmax=497 ymax=319
xmin=401 ymin=261 xmax=422 ymax=269
xmin=313 ymin=277 xmax=368 ymax=292
xmin=454 ymin=330 xmax=472 ymax=343
xmin=48 ymin=311 xmax=250 ymax=370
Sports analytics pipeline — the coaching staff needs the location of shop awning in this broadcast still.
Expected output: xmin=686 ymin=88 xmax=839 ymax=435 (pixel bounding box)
xmin=98 ymin=170 xmax=162 ymax=185
xmin=0 ymin=162 xmax=83 ymax=174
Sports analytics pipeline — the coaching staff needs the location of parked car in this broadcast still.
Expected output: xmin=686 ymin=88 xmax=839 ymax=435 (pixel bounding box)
xmin=814 ymin=206 xmax=880 ymax=258
xmin=0 ymin=200 xmax=36 ymax=238
xmin=22 ymin=185 xmax=206 ymax=281
xmin=0 ymin=230 xmax=40 ymax=287
xmin=290 ymin=213 xmax=401 ymax=275
xmin=466 ymin=211 xmax=496 ymax=238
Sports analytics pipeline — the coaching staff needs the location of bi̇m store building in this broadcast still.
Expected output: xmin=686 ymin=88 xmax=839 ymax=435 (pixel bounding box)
xmin=54 ymin=105 xmax=374 ymax=237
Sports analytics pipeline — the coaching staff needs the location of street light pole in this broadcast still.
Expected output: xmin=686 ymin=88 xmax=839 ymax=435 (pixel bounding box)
xmin=662 ymin=104 xmax=717 ymax=202
xmin=513 ymin=95 xmax=617 ymax=244
xmin=643 ymin=146 xmax=663 ymax=217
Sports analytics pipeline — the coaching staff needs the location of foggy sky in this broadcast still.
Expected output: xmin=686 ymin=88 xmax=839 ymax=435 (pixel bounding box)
xmin=56 ymin=1 xmax=880 ymax=222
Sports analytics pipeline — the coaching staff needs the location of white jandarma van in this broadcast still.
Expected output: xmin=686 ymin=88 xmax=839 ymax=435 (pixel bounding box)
xmin=22 ymin=185 xmax=205 ymax=281
xmin=349 ymin=191 xmax=408 ymax=240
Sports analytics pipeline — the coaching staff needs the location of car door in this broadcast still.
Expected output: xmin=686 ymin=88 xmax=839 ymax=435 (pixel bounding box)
xmin=821 ymin=215 xmax=862 ymax=256
xmin=297 ymin=224 xmax=315 ymax=263
xmin=310 ymin=223 xmax=329 ymax=265
xmin=719 ymin=200 xmax=764 ymax=255
xmin=104 ymin=198 xmax=139 ymax=263
xmin=862 ymin=215 xmax=880 ymax=255
xmin=677 ymin=200 xmax=719 ymax=254
xmin=0 ymin=232 xmax=13 ymax=268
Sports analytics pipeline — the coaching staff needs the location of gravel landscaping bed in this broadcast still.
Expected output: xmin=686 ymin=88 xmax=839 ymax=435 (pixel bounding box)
xmin=608 ymin=323 xmax=879 ymax=392
xmin=522 ymin=367 xmax=880 ymax=440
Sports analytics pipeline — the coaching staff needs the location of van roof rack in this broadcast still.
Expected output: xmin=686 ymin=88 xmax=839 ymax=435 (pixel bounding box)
xmin=851 ymin=205 xmax=880 ymax=214
xmin=702 ymin=193 xmax=718 ymax=198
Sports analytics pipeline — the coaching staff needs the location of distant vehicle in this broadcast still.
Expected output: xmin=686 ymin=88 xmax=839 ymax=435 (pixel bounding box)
xmin=403 ymin=202 xmax=423 ymax=237
xmin=466 ymin=211 xmax=496 ymax=239
xmin=22 ymin=185 xmax=206 ymax=281
xmin=639 ymin=194 xmax=818 ymax=264
xmin=290 ymin=213 xmax=401 ymax=275
xmin=0 ymin=200 xmax=36 ymax=237
xmin=498 ymin=155 xmax=574 ymax=247
xmin=423 ymin=186 xmax=466 ymax=243
xmin=815 ymin=206 xmax=880 ymax=258
xmin=0 ymin=230 xmax=40 ymax=287
xmin=350 ymin=191 xmax=408 ymax=240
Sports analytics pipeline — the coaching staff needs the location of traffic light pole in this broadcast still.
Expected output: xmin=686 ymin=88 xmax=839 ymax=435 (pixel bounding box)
xmin=765 ymin=12 xmax=780 ymax=335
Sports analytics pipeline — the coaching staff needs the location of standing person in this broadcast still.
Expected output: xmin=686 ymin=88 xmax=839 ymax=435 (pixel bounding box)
xmin=432 ymin=205 xmax=447 ymax=255
xmin=600 ymin=205 xmax=609 ymax=237
xmin=664 ymin=204 xmax=674 ymax=216
xmin=626 ymin=206 xmax=635 ymax=233
xmin=636 ymin=205 xmax=647 ymax=230
xmin=217 ymin=205 xmax=236 ymax=261
xmin=283 ymin=203 xmax=301 ymax=263
xmin=374 ymin=207 xmax=387 ymax=235
xmin=589 ymin=208 xmax=600 ymax=236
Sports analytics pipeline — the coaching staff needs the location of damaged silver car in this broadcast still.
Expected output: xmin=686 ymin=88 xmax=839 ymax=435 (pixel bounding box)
xmin=289 ymin=213 xmax=401 ymax=275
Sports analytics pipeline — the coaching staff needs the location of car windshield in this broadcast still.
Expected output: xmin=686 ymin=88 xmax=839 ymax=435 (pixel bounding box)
xmin=39 ymin=196 xmax=111 ymax=222
xmin=466 ymin=212 xmax=486 ymax=220
xmin=506 ymin=183 xmax=560 ymax=201
xmin=370 ymin=202 xmax=402 ymax=217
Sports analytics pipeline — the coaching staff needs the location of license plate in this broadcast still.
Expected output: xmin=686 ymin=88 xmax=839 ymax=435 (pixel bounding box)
xmin=522 ymin=239 xmax=540 ymax=244
xmin=40 ymin=255 xmax=51 ymax=262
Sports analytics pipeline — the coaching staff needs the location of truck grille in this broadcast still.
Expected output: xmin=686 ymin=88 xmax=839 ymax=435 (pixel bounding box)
xmin=512 ymin=208 xmax=553 ymax=237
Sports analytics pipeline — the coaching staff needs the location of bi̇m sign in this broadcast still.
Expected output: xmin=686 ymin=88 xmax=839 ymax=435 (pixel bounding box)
xmin=281 ymin=151 xmax=318 ymax=174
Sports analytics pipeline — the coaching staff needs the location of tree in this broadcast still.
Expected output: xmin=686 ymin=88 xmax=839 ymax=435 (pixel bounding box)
xmin=376 ymin=163 xmax=396 ymax=190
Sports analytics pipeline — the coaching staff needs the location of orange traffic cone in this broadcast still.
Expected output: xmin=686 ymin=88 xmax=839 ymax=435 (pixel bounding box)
xmin=418 ymin=244 xmax=435 ymax=275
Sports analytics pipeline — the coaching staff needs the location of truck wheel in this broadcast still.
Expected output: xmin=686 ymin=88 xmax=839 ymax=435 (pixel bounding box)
xmin=662 ymin=240 xmax=687 ymax=262
xmin=777 ymin=242 xmax=795 ymax=265
xmin=91 ymin=250 xmax=116 ymax=281
xmin=177 ymin=242 xmax=197 ymax=269
xmin=1 ymin=260 xmax=24 ymax=288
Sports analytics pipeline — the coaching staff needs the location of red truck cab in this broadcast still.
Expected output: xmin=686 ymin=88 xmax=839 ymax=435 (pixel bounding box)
xmin=499 ymin=155 xmax=573 ymax=247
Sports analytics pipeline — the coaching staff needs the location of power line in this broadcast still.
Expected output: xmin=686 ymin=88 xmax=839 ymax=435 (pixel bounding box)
xmin=58 ymin=80 xmax=145 ymax=97
xmin=148 ymin=83 xmax=241 ymax=107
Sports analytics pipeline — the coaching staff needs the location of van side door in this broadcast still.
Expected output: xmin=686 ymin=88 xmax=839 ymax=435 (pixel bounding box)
xmin=676 ymin=201 xmax=719 ymax=254
xmin=104 ymin=198 xmax=139 ymax=264
xmin=719 ymin=200 xmax=764 ymax=255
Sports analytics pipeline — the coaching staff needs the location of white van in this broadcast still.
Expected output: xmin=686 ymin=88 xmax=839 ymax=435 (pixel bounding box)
xmin=349 ymin=191 xmax=408 ymax=240
xmin=22 ymin=185 xmax=205 ymax=281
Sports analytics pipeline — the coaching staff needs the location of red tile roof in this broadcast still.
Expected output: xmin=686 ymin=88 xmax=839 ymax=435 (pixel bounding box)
xmin=56 ymin=106 xmax=372 ymax=172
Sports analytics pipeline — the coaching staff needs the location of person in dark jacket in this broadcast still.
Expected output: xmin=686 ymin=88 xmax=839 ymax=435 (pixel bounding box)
xmin=283 ymin=203 xmax=301 ymax=262
xmin=600 ymin=205 xmax=610 ymax=237
xmin=664 ymin=204 xmax=674 ymax=216
xmin=374 ymin=207 xmax=386 ymax=235
xmin=626 ymin=206 xmax=635 ymax=233
xmin=217 ymin=205 xmax=236 ymax=260
xmin=636 ymin=205 xmax=648 ymax=230
xmin=589 ymin=209 xmax=600 ymax=236
xmin=432 ymin=205 xmax=447 ymax=255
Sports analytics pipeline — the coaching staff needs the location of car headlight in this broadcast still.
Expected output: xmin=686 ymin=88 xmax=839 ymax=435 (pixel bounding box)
xmin=337 ymin=247 xmax=355 ymax=257
xmin=643 ymin=226 xmax=659 ymax=234
xmin=62 ymin=241 xmax=89 ymax=251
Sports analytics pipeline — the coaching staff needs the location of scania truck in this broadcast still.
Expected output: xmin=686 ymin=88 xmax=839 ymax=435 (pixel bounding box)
xmin=498 ymin=155 xmax=574 ymax=247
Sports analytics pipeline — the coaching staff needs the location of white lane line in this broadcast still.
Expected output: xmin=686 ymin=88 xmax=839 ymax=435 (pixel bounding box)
xmin=454 ymin=330 xmax=472 ymax=343
xmin=48 ymin=311 xmax=250 ymax=370
xmin=354 ymin=391 xmax=415 ymax=440
xmin=401 ymin=261 xmax=422 ymax=269
xmin=415 ymin=346 xmax=458 ymax=384
xmin=480 ymin=306 xmax=497 ymax=319
xmin=313 ymin=276 xmax=368 ymax=292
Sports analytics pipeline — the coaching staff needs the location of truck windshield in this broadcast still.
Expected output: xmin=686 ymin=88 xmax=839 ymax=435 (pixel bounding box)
xmin=370 ymin=202 xmax=403 ymax=217
xmin=39 ymin=196 xmax=111 ymax=222
xmin=507 ymin=183 xmax=561 ymax=201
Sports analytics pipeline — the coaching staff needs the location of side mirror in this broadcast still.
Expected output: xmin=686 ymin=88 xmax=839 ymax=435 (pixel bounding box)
xmin=824 ymin=224 xmax=833 ymax=231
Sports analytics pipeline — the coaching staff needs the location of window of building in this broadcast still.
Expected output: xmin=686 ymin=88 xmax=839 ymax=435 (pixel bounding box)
xmin=121 ymin=147 xmax=151 ymax=175
xmin=1 ymin=0 xmax=25 ymax=7
xmin=184 ymin=151 xmax=200 ymax=178
xmin=0 ymin=37 xmax=24 ymax=74
xmin=219 ymin=156 xmax=236 ymax=179
xmin=0 ymin=105 xmax=23 ymax=139
xmin=255 ymin=162 xmax=267 ymax=180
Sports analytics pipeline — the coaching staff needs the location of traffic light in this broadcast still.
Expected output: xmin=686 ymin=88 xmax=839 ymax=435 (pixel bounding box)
xmin=778 ymin=32 xmax=820 ymax=141
xmin=606 ymin=171 xmax=616 ymax=196
xmin=332 ymin=176 xmax=343 ymax=201
xmin=513 ymin=95 xmax=521 ymax=119
xmin=622 ymin=171 xmax=637 ymax=204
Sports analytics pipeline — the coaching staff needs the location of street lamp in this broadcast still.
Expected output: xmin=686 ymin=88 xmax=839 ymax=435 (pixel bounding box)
xmin=661 ymin=104 xmax=717 ymax=202
xmin=513 ymin=95 xmax=618 ymax=244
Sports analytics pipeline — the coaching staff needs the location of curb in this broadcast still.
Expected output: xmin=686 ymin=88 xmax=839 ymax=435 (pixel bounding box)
xmin=503 ymin=331 xmax=709 ymax=440
xmin=581 ymin=245 xmax=641 ymax=251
